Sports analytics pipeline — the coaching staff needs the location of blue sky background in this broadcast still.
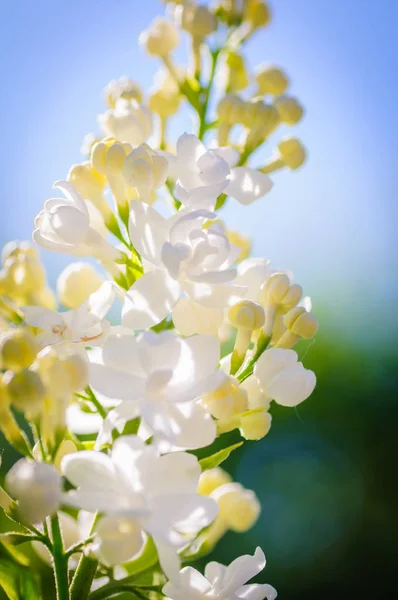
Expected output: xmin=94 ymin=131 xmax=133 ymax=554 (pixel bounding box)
xmin=0 ymin=0 xmax=397 ymax=344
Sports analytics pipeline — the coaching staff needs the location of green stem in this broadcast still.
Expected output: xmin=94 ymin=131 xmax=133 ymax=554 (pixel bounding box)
xmin=50 ymin=514 xmax=70 ymax=600
xmin=198 ymin=49 xmax=221 ymax=140
xmin=69 ymin=512 xmax=101 ymax=600
xmin=85 ymin=386 xmax=107 ymax=419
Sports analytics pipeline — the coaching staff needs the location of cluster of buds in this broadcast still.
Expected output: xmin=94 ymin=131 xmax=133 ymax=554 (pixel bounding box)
xmin=196 ymin=467 xmax=261 ymax=549
xmin=0 ymin=241 xmax=55 ymax=311
xmin=0 ymin=326 xmax=88 ymax=459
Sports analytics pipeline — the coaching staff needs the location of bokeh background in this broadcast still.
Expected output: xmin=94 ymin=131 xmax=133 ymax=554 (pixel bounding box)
xmin=1 ymin=0 xmax=397 ymax=598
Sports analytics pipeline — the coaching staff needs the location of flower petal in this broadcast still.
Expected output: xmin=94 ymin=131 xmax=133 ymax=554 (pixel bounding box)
xmin=129 ymin=202 xmax=168 ymax=264
xmin=122 ymin=270 xmax=181 ymax=329
xmin=172 ymin=298 xmax=223 ymax=336
xmin=227 ymin=168 xmax=273 ymax=205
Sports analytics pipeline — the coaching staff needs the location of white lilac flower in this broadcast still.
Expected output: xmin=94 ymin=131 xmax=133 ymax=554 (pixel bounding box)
xmin=33 ymin=181 xmax=120 ymax=261
xmin=122 ymin=203 xmax=245 ymax=329
xmin=168 ymin=134 xmax=273 ymax=209
xmin=253 ymin=348 xmax=316 ymax=407
xmin=89 ymin=330 xmax=220 ymax=449
xmin=6 ymin=459 xmax=62 ymax=524
xmin=98 ymin=98 xmax=153 ymax=146
xmin=23 ymin=281 xmax=115 ymax=349
xmin=163 ymin=547 xmax=277 ymax=600
xmin=122 ymin=143 xmax=169 ymax=204
xmin=61 ymin=435 xmax=218 ymax=577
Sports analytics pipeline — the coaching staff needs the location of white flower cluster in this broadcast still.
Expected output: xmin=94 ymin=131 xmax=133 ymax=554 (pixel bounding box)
xmin=0 ymin=1 xmax=318 ymax=598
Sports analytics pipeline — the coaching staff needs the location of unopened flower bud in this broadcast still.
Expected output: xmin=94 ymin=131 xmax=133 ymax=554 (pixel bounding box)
xmin=226 ymin=52 xmax=249 ymax=92
xmin=149 ymin=88 xmax=181 ymax=118
xmin=217 ymin=94 xmax=245 ymax=124
xmin=139 ymin=18 xmax=179 ymax=57
xmin=0 ymin=328 xmax=38 ymax=371
xmin=274 ymin=95 xmax=304 ymax=125
xmin=182 ymin=4 xmax=217 ymax=39
xmin=243 ymin=101 xmax=280 ymax=148
xmin=240 ymin=409 xmax=272 ymax=440
xmin=6 ymin=459 xmax=62 ymax=524
xmin=54 ymin=440 xmax=77 ymax=472
xmin=244 ymin=0 xmax=271 ymax=29
xmin=0 ymin=378 xmax=32 ymax=456
xmin=57 ymin=262 xmax=103 ymax=310
xmin=211 ymin=482 xmax=261 ymax=532
xmin=4 ymin=368 xmax=45 ymax=418
xmin=256 ymin=65 xmax=289 ymax=96
xmin=275 ymin=307 xmax=319 ymax=348
xmin=67 ymin=162 xmax=106 ymax=200
xmin=261 ymin=137 xmax=307 ymax=174
xmin=105 ymin=77 xmax=143 ymax=108
xmin=229 ymin=300 xmax=265 ymax=374
xmin=198 ymin=467 xmax=232 ymax=496
xmin=2 ymin=241 xmax=38 ymax=265
xmin=63 ymin=353 xmax=89 ymax=392
xmin=202 ymin=376 xmax=248 ymax=420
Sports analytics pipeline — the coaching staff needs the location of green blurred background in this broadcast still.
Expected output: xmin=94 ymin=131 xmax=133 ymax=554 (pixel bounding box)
xmin=1 ymin=0 xmax=397 ymax=598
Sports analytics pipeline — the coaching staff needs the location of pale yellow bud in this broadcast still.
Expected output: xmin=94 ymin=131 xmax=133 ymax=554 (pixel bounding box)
xmin=0 ymin=328 xmax=38 ymax=371
xmin=211 ymin=482 xmax=261 ymax=532
xmin=0 ymin=379 xmax=32 ymax=456
xmin=32 ymin=287 xmax=57 ymax=311
xmin=91 ymin=139 xmax=132 ymax=175
xmin=284 ymin=306 xmax=319 ymax=339
xmin=182 ymin=4 xmax=217 ymax=39
xmin=57 ymin=262 xmax=103 ymax=310
xmin=2 ymin=241 xmax=38 ymax=265
xmin=229 ymin=300 xmax=265 ymax=330
xmin=279 ymin=137 xmax=306 ymax=169
xmin=226 ymin=52 xmax=249 ymax=92
xmin=274 ymin=95 xmax=304 ymax=125
xmin=256 ymin=65 xmax=289 ymax=96
xmin=67 ymin=162 xmax=107 ymax=199
xmin=240 ymin=409 xmax=272 ymax=440
xmin=4 ymin=368 xmax=45 ymax=417
xmin=282 ymin=283 xmax=303 ymax=310
xmin=139 ymin=18 xmax=179 ymax=57
xmin=202 ymin=376 xmax=248 ymax=420
xmin=81 ymin=133 xmax=101 ymax=157
xmin=105 ymin=77 xmax=143 ymax=109
xmin=148 ymin=88 xmax=181 ymax=118
xmin=54 ymin=440 xmax=77 ymax=472
xmin=63 ymin=354 xmax=89 ymax=392
xmin=4 ymin=255 xmax=46 ymax=293
xmin=198 ymin=467 xmax=232 ymax=496
xmin=260 ymin=137 xmax=306 ymax=174
xmin=217 ymin=94 xmax=245 ymax=124
xmin=244 ymin=0 xmax=271 ymax=29
xmin=262 ymin=273 xmax=290 ymax=306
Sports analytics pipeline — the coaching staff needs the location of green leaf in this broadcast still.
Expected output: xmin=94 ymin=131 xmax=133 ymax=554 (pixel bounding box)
xmin=199 ymin=442 xmax=243 ymax=471
xmin=0 ymin=560 xmax=20 ymax=600
xmin=19 ymin=571 xmax=41 ymax=600
xmin=0 ymin=541 xmax=30 ymax=567
xmin=0 ymin=533 xmax=40 ymax=546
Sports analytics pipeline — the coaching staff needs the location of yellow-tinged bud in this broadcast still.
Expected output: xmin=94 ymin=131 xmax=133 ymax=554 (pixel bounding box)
xmin=4 ymin=369 xmax=45 ymax=417
xmin=149 ymin=89 xmax=181 ymax=118
xmin=217 ymin=94 xmax=245 ymax=124
xmin=202 ymin=376 xmax=248 ymax=420
xmin=54 ymin=440 xmax=77 ymax=472
xmin=240 ymin=409 xmax=272 ymax=440
xmin=226 ymin=52 xmax=249 ymax=92
xmin=229 ymin=300 xmax=265 ymax=330
xmin=211 ymin=482 xmax=261 ymax=532
xmin=244 ymin=0 xmax=271 ymax=29
xmin=261 ymin=137 xmax=306 ymax=174
xmin=198 ymin=467 xmax=232 ymax=496
xmin=63 ymin=354 xmax=89 ymax=392
xmin=67 ymin=162 xmax=107 ymax=200
xmin=57 ymin=262 xmax=103 ymax=310
xmin=81 ymin=133 xmax=101 ymax=158
xmin=31 ymin=287 xmax=57 ymax=311
xmin=226 ymin=230 xmax=251 ymax=262
xmin=2 ymin=241 xmax=38 ymax=264
xmin=274 ymin=95 xmax=304 ymax=125
xmin=0 ymin=377 xmax=32 ymax=456
xmin=0 ymin=328 xmax=38 ymax=371
xmin=256 ymin=65 xmax=289 ymax=96
xmin=285 ymin=306 xmax=318 ymax=338
xmin=105 ymin=77 xmax=143 ymax=109
xmin=182 ymin=4 xmax=217 ymax=39
xmin=4 ymin=255 xmax=46 ymax=293
xmin=91 ymin=138 xmax=132 ymax=175
xmin=262 ymin=273 xmax=290 ymax=306
xmin=139 ymin=18 xmax=179 ymax=57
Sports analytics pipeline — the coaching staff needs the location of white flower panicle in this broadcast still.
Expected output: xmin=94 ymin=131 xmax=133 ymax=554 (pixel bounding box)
xmin=0 ymin=1 xmax=318 ymax=598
